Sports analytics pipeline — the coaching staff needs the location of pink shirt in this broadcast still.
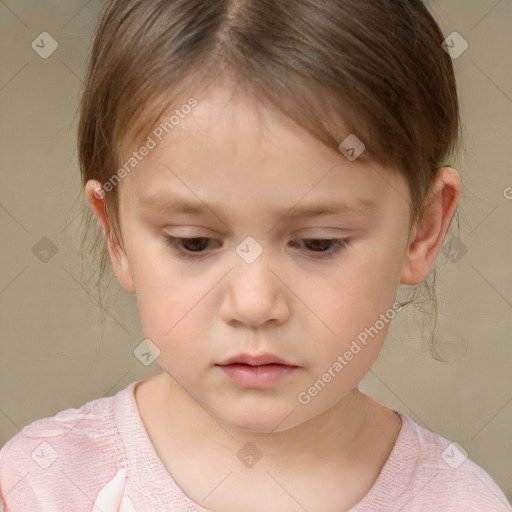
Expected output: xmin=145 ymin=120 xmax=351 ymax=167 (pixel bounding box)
xmin=1 ymin=377 xmax=510 ymax=511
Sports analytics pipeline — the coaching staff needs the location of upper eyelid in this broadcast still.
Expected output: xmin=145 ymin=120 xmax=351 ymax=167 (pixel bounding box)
xmin=167 ymin=235 xmax=346 ymax=242
xmin=163 ymin=227 xmax=350 ymax=238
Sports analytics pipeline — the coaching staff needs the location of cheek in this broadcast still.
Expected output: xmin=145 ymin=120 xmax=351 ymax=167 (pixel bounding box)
xmin=126 ymin=242 xmax=210 ymax=352
xmin=341 ymin=232 xmax=405 ymax=308
xmin=304 ymin=281 xmax=394 ymax=407
xmin=135 ymin=280 xmax=212 ymax=382
xmin=302 ymin=243 xmax=403 ymax=370
xmin=136 ymin=276 xmax=207 ymax=344
xmin=309 ymin=253 xmax=400 ymax=332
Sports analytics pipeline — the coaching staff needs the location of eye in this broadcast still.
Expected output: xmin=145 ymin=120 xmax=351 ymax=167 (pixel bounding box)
xmin=164 ymin=236 xmax=216 ymax=260
xmin=292 ymin=238 xmax=348 ymax=258
xmin=163 ymin=236 xmax=349 ymax=260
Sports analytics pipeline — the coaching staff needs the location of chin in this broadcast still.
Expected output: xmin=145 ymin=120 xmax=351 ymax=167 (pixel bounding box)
xmin=231 ymin=417 xmax=277 ymax=433
xmin=216 ymin=400 xmax=301 ymax=434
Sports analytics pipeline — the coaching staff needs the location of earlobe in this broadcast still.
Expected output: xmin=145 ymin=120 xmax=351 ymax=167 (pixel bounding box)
xmin=84 ymin=180 xmax=136 ymax=293
xmin=400 ymin=167 xmax=461 ymax=285
xmin=106 ymin=234 xmax=136 ymax=294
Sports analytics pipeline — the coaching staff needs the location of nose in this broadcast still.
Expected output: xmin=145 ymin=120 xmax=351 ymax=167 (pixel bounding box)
xmin=219 ymin=250 xmax=290 ymax=329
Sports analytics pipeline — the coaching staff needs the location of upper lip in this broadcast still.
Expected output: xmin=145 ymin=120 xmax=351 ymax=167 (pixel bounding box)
xmin=217 ymin=353 xmax=297 ymax=367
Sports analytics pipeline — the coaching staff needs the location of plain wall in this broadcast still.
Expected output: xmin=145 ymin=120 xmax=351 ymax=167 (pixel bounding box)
xmin=0 ymin=0 xmax=511 ymax=503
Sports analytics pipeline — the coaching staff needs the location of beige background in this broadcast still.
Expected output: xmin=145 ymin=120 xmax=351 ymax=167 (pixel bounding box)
xmin=0 ymin=0 xmax=511 ymax=504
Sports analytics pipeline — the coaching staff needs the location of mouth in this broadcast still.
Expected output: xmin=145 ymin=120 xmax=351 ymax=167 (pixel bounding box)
xmin=217 ymin=353 xmax=295 ymax=367
xmin=215 ymin=353 xmax=299 ymax=389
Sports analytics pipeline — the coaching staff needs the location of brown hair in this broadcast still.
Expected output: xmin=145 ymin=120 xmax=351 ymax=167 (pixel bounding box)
xmin=78 ymin=0 xmax=461 ymax=360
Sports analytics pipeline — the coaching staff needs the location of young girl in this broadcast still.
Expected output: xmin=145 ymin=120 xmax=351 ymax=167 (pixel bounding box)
xmin=1 ymin=0 xmax=510 ymax=510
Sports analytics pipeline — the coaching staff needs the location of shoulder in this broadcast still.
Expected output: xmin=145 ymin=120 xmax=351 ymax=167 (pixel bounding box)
xmin=0 ymin=392 xmax=126 ymax=512
xmin=399 ymin=414 xmax=511 ymax=511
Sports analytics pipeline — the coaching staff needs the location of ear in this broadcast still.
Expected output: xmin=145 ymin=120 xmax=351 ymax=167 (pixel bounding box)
xmin=84 ymin=180 xmax=135 ymax=293
xmin=400 ymin=166 xmax=461 ymax=285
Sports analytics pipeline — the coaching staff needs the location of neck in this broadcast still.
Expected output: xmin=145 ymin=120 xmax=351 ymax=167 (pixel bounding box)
xmin=159 ymin=372 xmax=372 ymax=469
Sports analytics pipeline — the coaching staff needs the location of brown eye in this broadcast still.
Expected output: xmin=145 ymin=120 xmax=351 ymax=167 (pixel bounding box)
xmin=294 ymin=238 xmax=348 ymax=256
xmin=179 ymin=237 xmax=210 ymax=252
xmin=164 ymin=236 xmax=217 ymax=260
xmin=164 ymin=235 xmax=348 ymax=261
xmin=301 ymin=239 xmax=333 ymax=252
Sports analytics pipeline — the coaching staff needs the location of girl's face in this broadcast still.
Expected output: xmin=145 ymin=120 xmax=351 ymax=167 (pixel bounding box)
xmin=99 ymin=82 xmax=415 ymax=433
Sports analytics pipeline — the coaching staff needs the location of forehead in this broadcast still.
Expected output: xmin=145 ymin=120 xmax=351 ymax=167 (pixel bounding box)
xmin=119 ymin=82 xmax=410 ymax=220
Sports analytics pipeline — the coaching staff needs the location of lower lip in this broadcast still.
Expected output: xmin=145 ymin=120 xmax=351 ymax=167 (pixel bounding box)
xmin=217 ymin=364 xmax=297 ymax=389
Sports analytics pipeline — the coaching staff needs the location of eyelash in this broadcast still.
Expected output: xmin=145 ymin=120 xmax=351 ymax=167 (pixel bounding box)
xmin=163 ymin=236 xmax=349 ymax=260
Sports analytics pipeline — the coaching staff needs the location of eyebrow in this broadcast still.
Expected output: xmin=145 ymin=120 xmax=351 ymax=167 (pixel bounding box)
xmin=139 ymin=193 xmax=378 ymax=219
